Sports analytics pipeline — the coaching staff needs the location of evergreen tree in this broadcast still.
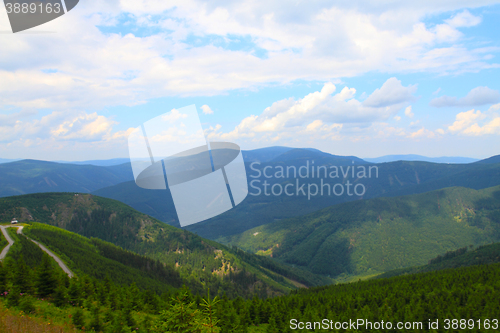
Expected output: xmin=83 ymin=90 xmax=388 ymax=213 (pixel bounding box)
xmin=36 ymin=254 xmax=57 ymax=297
xmin=71 ymin=307 xmax=85 ymax=330
xmin=53 ymin=284 xmax=68 ymax=308
xmin=68 ymin=278 xmax=82 ymax=307
xmin=13 ymin=255 xmax=32 ymax=294
xmin=89 ymin=304 xmax=102 ymax=332
xmin=0 ymin=261 xmax=7 ymax=293
xmin=152 ymin=290 xmax=220 ymax=333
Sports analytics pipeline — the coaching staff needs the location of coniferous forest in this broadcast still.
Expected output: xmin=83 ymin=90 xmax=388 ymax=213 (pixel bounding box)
xmin=1 ymin=221 xmax=500 ymax=332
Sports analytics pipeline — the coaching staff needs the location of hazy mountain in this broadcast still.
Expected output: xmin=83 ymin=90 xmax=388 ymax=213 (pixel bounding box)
xmin=0 ymin=159 xmax=134 ymax=197
xmin=475 ymin=154 xmax=500 ymax=164
xmin=56 ymin=158 xmax=132 ymax=166
xmin=93 ymin=150 xmax=500 ymax=240
xmin=241 ymin=146 xmax=293 ymax=163
xmin=363 ymin=154 xmax=479 ymax=164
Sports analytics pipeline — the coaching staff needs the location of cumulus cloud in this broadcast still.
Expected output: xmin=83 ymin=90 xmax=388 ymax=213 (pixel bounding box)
xmin=210 ymin=78 xmax=417 ymax=142
xmin=0 ymin=110 xmax=127 ymax=144
xmin=404 ymin=106 xmax=414 ymax=118
xmin=201 ymin=105 xmax=214 ymax=115
xmin=445 ymin=10 xmax=482 ymax=28
xmin=363 ymin=78 xmax=417 ymax=108
xmin=448 ymin=104 xmax=500 ymax=135
xmin=408 ymin=127 xmax=436 ymax=139
xmin=430 ymin=86 xmax=500 ymax=107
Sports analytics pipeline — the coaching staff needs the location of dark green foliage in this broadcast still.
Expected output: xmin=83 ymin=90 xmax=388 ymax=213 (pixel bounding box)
xmin=151 ymin=290 xmax=220 ymax=333
xmin=0 ymin=261 xmax=6 ymax=293
xmin=24 ymin=223 xmax=181 ymax=294
xmin=53 ymin=284 xmax=68 ymax=308
xmin=5 ymin=228 xmax=45 ymax=268
xmin=18 ymin=294 xmax=35 ymax=314
xmin=379 ymin=241 xmax=500 ymax=278
xmin=243 ymin=263 xmax=500 ymax=332
xmin=13 ymin=255 xmax=33 ymax=294
xmin=36 ymin=254 xmax=58 ymax=297
xmin=71 ymin=307 xmax=85 ymax=329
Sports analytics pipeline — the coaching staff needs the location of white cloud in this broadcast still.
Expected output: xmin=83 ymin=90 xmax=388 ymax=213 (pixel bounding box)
xmin=363 ymin=78 xmax=417 ymax=108
xmin=408 ymin=127 xmax=436 ymax=139
xmin=210 ymin=78 xmax=417 ymax=142
xmin=394 ymin=115 xmax=401 ymax=121
xmin=51 ymin=113 xmax=117 ymax=141
xmin=405 ymin=106 xmax=414 ymax=118
xmin=445 ymin=10 xmax=482 ymax=28
xmin=448 ymin=104 xmax=500 ymax=135
xmin=201 ymin=105 xmax=214 ymax=115
xmin=430 ymin=86 xmax=500 ymax=107
xmin=0 ymin=1 xmax=497 ymax=111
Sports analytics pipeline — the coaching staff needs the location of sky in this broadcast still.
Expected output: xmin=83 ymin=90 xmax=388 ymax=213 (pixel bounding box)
xmin=0 ymin=0 xmax=499 ymax=161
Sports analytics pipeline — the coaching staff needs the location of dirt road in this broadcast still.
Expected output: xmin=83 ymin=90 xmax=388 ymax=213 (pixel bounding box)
xmin=0 ymin=225 xmax=15 ymax=260
xmin=0 ymin=225 xmax=74 ymax=278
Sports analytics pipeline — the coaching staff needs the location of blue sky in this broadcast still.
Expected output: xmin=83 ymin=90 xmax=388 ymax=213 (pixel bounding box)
xmin=0 ymin=0 xmax=499 ymax=160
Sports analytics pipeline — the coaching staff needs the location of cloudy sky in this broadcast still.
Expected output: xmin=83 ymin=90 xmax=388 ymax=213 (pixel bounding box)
xmin=0 ymin=0 xmax=499 ymax=161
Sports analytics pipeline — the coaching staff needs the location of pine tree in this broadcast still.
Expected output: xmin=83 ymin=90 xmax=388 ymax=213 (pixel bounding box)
xmin=71 ymin=307 xmax=85 ymax=330
xmin=68 ymin=278 xmax=82 ymax=307
xmin=14 ymin=255 xmax=32 ymax=294
xmin=36 ymin=254 xmax=57 ymax=297
xmin=0 ymin=261 xmax=7 ymax=293
xmin=90 ymin=304 xmax=102 ymax=332
xmin=53 ymin=284 xmax=68 ymax=308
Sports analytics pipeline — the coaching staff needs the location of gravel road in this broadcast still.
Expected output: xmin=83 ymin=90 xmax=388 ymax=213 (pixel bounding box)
xmin=0 ymin=225 xmax=74 ymax=278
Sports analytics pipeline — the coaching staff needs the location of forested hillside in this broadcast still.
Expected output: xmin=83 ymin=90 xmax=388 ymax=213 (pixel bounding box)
xmin=2 ymin=237 xmax=499 ymax=332
xmin=0 ymin=193 xmax=330 ymax=298
xmin=224 ymin=185 xmax=500 ymax=279
xmin=378 ymin=241 xmax=500 ymax=278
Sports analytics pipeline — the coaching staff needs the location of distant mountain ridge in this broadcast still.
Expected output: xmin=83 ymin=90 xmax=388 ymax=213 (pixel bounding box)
xmin=93 ymin=150 xmax=500 ymax=239
xmin=364 ymin=154 xmax=480 ymax=164
xmin=0 ymin=159 xmax=134 ymax=198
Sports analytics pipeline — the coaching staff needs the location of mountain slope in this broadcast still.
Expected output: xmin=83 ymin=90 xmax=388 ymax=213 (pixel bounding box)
xmin=0 ymin=193 xmax=331 ymax=297
xmin=0 ymin=160 xmax=133 ymax=197
xmin=223 ymin=185 xmax=500 ymax=279
xmin=378 ymin=241 xmax=500 ymax=279
xmin=21 ymin=223 xmax=182 ymax=294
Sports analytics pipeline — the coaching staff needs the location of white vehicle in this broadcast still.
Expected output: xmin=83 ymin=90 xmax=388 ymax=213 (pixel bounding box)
xmin=11 ymin=219 xmax=18 ymax=224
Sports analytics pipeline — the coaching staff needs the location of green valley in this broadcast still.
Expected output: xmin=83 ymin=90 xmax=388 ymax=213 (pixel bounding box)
xmin=222 ymin=185 xmax=500 ymax=279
